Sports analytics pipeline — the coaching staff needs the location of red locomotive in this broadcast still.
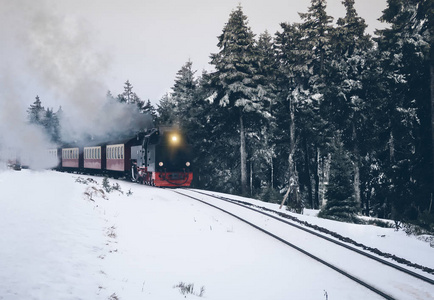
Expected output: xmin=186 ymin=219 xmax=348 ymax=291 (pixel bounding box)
xmin=52 ymin=128 xmax=193 ymax=187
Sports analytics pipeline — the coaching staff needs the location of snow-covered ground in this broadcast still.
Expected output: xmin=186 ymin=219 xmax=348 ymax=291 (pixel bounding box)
xmin=0 ymin=169 xmax=433 ymax=300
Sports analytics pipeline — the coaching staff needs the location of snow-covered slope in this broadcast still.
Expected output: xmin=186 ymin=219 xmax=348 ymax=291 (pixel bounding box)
xmin=0 ymin=170 xmax=432 ymax=299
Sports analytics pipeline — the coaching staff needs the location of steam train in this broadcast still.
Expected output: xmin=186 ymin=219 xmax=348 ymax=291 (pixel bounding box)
xmin=49 ymin=127 xmax=193 ymax=187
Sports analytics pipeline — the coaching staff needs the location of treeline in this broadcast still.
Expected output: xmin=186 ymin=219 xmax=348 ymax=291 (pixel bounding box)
xmin=157 ymin=0 xmax=434 ymax=227
xmin=27 ymin=80 xmax=157 ymax=144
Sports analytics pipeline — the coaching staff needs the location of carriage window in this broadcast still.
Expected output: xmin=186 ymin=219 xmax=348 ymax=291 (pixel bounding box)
xmin=121 ymin=146 xmax=124 ymax=159
xmin=98 ymin=148 xmax=101 ymax=159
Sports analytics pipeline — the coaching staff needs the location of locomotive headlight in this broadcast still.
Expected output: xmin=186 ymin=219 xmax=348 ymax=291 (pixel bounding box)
xmin=170 ymin=134 xmax=180 ymax=144
xmin=186 ymin=162 xmax=190 ymax=167
xmin=159 ymin=162 xmax=164 ymax=167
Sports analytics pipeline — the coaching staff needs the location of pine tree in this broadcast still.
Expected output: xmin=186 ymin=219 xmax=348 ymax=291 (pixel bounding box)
xmin=376 ymin=0 xmax=432 ymax=220
xmin=325 ymin=0 xmax=373 ymax=211
xmin=171 ymin=60 xmax=198 ymax=126
xmin=27 ymin=95 xmax=45 ymax=125
xmin=156 ymin=93 xmax=175 ymax=126
xmin=141 ymin=100 xmax=157 ymax=124
xmin=253 ymin=31 xmax=278 ymax=192
xmin=318 ymin=135 xmax=359 ymax=223
xmin=209 ymin=5 xmax=265 ymax=195
xmin=117 ymin=80 xmax=141 ymax=104
xmin=274 ymin=0 xmax=334 ymax=210
xmin=41 ymin=108 xmax=61 ymax=144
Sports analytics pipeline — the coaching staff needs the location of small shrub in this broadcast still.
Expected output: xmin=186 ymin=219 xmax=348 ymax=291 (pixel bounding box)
xmin=102 ymin=177 xmax=111 ymax=193
xmin=173 ymin=282 xmax=205 ymax=297
xmin=111 ymin=182 xmax=123 ymax=194
xmin=75 ymin=177 xmax=88 ymax=185
xmin=102 ymin=177 xmax=124 ymax=194
xmin=108 ymin=293 xmax=119 ymax=300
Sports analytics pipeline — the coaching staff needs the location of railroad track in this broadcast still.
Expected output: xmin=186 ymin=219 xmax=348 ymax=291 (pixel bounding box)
xmin=173 ymin=189 xmax=434 ymax=300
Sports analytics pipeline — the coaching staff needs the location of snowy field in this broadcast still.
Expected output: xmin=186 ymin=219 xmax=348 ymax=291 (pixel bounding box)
xmin=0 ymin=169 xmax=433 ymax=299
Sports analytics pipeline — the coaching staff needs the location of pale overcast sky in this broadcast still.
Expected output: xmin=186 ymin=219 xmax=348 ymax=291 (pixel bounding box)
xmin=1 ymin=0 xmax=387 ymax=114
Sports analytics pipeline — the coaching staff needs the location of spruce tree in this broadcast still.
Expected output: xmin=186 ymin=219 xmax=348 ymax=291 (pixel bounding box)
xmin=27 ymin=95 xmax=45 ymax=125
xmin=209 ymin=5 xmax=265 ymax=195
xmin=117 ymin=80 xmax=141 ymax=105
xmin=156 ymin=93 xmax=175 ymax=126
xmin=325 ymin=0 xmax=373 ymax=212
xmin=171 ymin=60 xmax=198 ymax=126
xmin=141 ymin=100 xmax=157 ymax=124
xmin=376 ymin=0 xmax=432 ymax=220
xmin=318 ymin=136 xmax=359 ymax=223
xmin=42 ymin=108 xmax=60 ymax=144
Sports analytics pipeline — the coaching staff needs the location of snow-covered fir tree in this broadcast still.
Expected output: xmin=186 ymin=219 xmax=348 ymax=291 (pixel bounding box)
xmin=27 ymin=95 xmax=45 ymax=125
xmin=209 ymin=5 xmax=266 ymax=195
xmin=375 ymin=0 xmax=433 ymax=221
xmin=26 ymin=96 xmax=61 ymax=144
xmin=318 ymin=135 xmax=360 ymax=223
xmin=324 ymin=0 xmax=373 ymax=212
xmin=171 ymin=60 xmax=198 ymax=126
xmin=117 ymin=80 xmax=142 ymax=106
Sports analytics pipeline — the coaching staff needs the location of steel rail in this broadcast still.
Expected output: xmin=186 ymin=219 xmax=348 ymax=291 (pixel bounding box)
xmin=173 ymin=190 xmax=397 ymax=300
xmin=186 ymin=189 xmax=434 ymax=286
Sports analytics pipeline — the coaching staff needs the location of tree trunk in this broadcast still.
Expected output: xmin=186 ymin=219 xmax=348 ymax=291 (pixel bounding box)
xmin=352 ymin=122 xmax=361 ymax=209
xmin=303 ymin=137 xmax=313 ymax=208
xmin=285 ymin=96 xmax=299 ymax=209
xmin=250 ymin=160 xmax=253 ymax=196
xmin=239 ymin=111 xmax=248 ymax=195
xmin=431 ymin=61 xmax=434 ymax=199
xmin=314 ymin=147 xmax=320 ymax=209
xmin=271 ymin=157 xmax=274 ymax=189
xmin=429 ymin=2 xmax=434 ymax=210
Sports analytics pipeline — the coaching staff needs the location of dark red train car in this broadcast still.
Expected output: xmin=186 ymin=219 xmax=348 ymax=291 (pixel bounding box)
xmin=83 ymin=146 xmax=105 ymax=170
xmin=61 ymin=147 xmax=80 ymax=169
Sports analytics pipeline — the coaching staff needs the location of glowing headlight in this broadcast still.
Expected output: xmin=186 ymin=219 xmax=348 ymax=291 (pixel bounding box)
xmin=186 ymin=162 xmax=190 ymax=167
xmin=159 ymin=162 xmax=164 ymax=167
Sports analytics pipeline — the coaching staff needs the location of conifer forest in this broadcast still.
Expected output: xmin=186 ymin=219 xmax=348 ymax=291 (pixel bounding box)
xmin=28 ymin=0 xmax=434 ymax=229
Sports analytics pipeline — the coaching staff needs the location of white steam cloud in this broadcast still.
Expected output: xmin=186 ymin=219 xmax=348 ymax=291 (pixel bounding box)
xmin=0 ymin=0 xmax=152 ymax=169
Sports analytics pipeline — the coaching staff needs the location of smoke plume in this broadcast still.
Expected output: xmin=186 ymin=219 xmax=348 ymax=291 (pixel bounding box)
xmin=0 ymin=0 xmax=152 ymax=169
